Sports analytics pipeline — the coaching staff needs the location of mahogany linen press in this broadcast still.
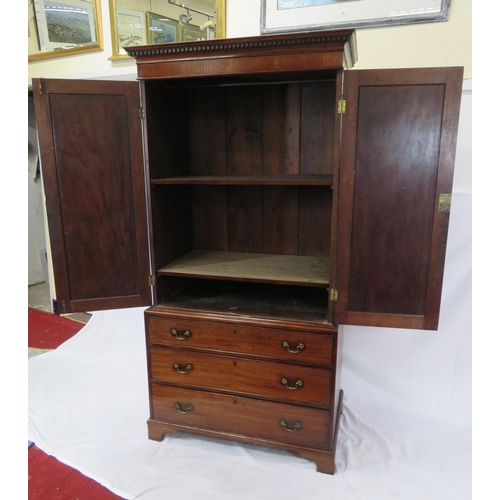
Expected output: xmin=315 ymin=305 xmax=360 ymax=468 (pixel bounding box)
xmin=32 ymin=30 xmax=463 ymax=474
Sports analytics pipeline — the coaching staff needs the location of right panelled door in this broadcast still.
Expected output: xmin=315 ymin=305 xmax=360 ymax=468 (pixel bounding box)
xmin=336 ymin=67 xmax=464 ymax=330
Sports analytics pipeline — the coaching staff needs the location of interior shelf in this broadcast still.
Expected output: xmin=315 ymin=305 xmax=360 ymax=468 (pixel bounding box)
xmin=151 ymin=175 xmax=333 ymax=186
xmin=157 ymin=251 xmax=330 ymax=287
xmin=157 ymin=279 xmax=330 ymax=324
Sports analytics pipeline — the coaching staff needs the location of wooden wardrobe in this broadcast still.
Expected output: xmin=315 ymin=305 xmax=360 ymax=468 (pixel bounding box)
xmin=32 ymin=29 xmax=463 ymax=474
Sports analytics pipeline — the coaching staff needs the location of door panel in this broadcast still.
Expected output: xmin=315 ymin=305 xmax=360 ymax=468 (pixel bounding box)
xmin=336 ymin=68 xmax=463 ymax=330
xmin=33 ymin=78 xmax=151 ymax=313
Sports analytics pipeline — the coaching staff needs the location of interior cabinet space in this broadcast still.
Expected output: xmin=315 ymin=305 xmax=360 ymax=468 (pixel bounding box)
xmin=145 ymin=79 xmax=336 ymax=180
xmin=146 ymin=78 xmax=337 ymax=319
xmin=32 ymin=29 xmax=463 ymax=474
xmin=153 ymin=279 xmax=330 ymax=323
xmin=150 ymin=184 xmax=333 ymax=285
xmin=150 ymin=184 xmax=333 ymax=264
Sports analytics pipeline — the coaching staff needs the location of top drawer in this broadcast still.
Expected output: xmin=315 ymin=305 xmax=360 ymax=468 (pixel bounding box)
xmin=146 ymin=315 xmax=334 ymax=366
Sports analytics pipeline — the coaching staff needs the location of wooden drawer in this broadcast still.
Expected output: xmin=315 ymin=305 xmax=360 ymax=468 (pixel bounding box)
xmin=151 ymin=384 xmax=331 ymax=450
xmin=146 ymin=315 xmax=333 ymax=366
xmin=150 ymin=346 xmax=332 ymax=407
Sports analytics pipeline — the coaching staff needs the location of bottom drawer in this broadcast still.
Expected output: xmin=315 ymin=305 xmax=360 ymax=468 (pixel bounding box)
xmin=151 ymin=384 xmax=331 ymax=451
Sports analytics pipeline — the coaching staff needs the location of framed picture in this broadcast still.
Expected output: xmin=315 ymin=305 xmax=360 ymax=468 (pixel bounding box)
xmin=181 ymin=25 xmax=204 ymax=42
xmin=116 ymin=7 xmax=147 ymax=55
xmin=206 ymin=26 xmax=216 ymax=40
xmin=261 ymin=0 xmax=451 ymax=34
xmin=28 ymin=0 xmax=41 ymax=55
xmin=147 ymin=12 xmax=179 ymax=45
xmin=33 ymin=0 xmax=98 ymax=50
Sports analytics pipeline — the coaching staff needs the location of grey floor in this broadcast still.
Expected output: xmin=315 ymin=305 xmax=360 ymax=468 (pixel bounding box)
xmin=28 ymin=282 xmax=52 ymax=313
xmin=28 ymin=282 xmax=92 ymax=323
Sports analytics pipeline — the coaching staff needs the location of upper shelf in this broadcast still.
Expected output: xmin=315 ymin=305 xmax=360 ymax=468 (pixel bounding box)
xmin=157 ymin=250 xmax=330 ymax=287
xmin=151 ymin=175 xmax=333 ymax=186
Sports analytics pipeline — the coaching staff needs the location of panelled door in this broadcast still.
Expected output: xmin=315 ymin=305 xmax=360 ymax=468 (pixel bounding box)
xmin=336 ymin=67 xmax=463 ymax=330
xmin=33 ymin=78 xmax=151 ymax=313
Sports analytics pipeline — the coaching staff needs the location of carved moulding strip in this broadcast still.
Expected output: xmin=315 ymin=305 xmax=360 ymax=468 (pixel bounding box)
xmin=125 ymin=31 xmax=353 ymax=58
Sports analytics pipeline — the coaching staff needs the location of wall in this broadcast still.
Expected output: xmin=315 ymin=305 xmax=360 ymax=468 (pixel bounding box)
xmin=226 ymin=0 xmax=471 ymax=78
xmin=28 ymin=1 xmax=135 ymax=80
xmin=28 ymin=0 xmax=472 ymax=80
xmin=28 ymin=0 xmax=215 ymax=80
xmin=28 ymin=97 xmax=48 ymax=285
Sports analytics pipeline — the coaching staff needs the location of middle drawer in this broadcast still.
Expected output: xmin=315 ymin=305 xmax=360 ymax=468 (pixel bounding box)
xmin=149 ymin=346 xmax=332 ymax=407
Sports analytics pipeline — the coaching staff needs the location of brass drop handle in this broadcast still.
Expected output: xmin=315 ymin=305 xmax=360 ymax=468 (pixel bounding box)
xmin=280 ymin=420 xmax=302 ymax=432
xmin=171 ymin=328 xmax=191 ymax=340
xmin=173 ymin=362 xmax=193 ymax=374
xmin=174 ymin=402 xmax=193 ymax=414
xmin=282 ymin=341 xmax=305 ymax=353
xmin=281 ymin=378 xmax=303 ymax=390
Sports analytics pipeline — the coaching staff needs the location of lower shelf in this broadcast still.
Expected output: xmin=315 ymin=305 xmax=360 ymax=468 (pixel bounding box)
xmin=156 ymin=279 xmax=330 ymax=324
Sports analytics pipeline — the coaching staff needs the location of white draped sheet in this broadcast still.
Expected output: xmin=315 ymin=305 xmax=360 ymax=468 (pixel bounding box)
xmin=28 ymin=187 xmax=471 ymax=500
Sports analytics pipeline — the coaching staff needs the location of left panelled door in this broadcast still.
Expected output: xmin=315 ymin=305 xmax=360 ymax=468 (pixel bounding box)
xmin=33 ymin=78 xmax=151 ymax=313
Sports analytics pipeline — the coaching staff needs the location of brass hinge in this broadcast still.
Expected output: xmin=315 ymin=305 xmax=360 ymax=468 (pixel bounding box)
xmin=148 ymin=274 xmax=155 ymax=286
xmin=38 ymin=81 xmax=43 ymax=95
xmin=337 ymin=99 xmax=346 ymax=114
xmin=330 ymin=289 xmax=338 ymax=301
xmin=138 ymin=107 xmax=145 ymax=119
xmin=438 ymin=193 xmax=452 ymax=212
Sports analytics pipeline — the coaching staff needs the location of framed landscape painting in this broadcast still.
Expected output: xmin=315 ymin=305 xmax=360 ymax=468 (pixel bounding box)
xmin=261 ymin=0 xmax=451 ymax=34
xmin=181 ymin=24 xmax=204 ymax=42
xmin=33 ymin=0 xmax=97 ymax=50
xmin=116 ymin=8 xmax=146 ymax=55
xmin=147 ymin=12 xmax=179 ymax=45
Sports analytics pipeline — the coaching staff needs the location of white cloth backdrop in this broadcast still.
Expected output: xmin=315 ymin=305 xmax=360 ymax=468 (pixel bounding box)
xmin=28 ymin=85 xmax=472 ymax=499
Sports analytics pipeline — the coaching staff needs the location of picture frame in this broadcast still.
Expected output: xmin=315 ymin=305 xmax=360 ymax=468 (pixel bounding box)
xmin=181 ymin=24 xmax=204 ymax=42
xmin=261 ymin=0 xmax=451 ymax=34
xmin=116 ymin=7 xmax=147 ymax=55
xmin=33 ymin=0 xmax=98 ymax=50
xmin=29 ymin=0 xmax=103 ymax=62
xmin=28 ymin=0 xmax=41 ymax=55
xmin=147 ymin=12 xmax=179 ymax=45
xmin=206 ymin=26 xmax=216 ymax=40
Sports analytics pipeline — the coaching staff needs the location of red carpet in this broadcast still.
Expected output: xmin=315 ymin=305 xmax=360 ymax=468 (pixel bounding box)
xmin=28 ymin=308 xmax=125 ymax=499
xmin=28 ymin=307 xmax=85 ymax=349
xmin=29 ymin=445 xmax=123 ymax=499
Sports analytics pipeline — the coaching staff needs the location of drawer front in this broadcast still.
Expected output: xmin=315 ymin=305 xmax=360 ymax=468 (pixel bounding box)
xmin=150 ymin=346 xmax=332 ymax=407
xmin=151 ymin=384 xmax=331 ymax=450
xmin=147 ymin=315 xmax=333 ymax=366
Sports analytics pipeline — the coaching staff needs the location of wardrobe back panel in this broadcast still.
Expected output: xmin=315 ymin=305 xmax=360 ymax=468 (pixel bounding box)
xmin=191 ymin=186 xmax=331 ymax=257
xmin=187 ymin=81 xmax=337 ymax=177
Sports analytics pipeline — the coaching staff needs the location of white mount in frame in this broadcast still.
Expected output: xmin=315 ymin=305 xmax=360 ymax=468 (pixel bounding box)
xmin=261 ymin=0 xmax=451 ymax=34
